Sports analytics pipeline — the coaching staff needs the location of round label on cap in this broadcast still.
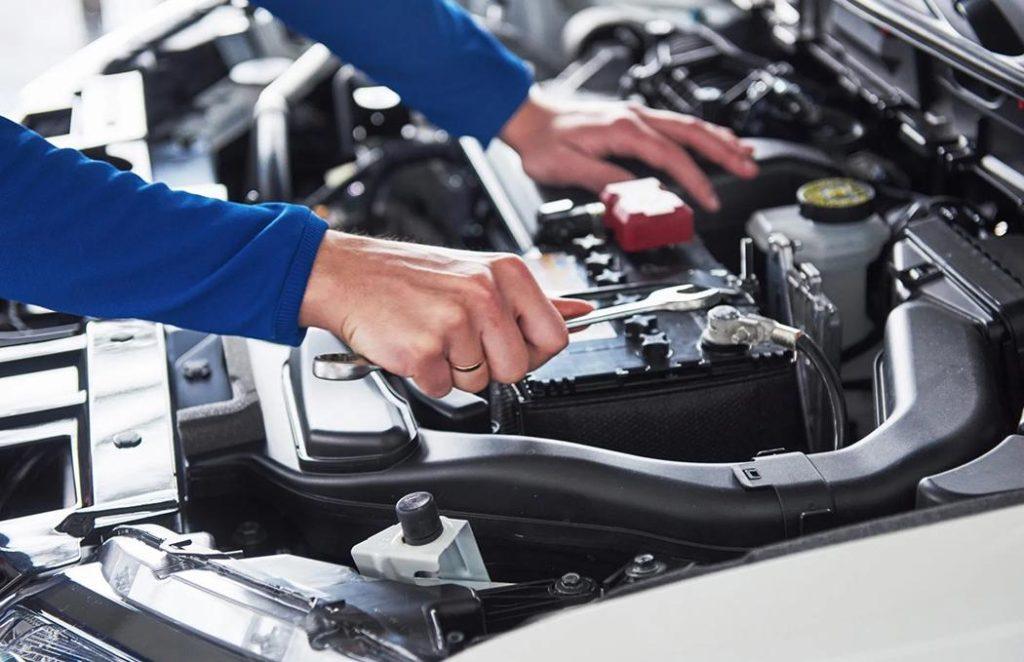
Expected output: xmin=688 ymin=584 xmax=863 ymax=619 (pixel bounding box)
xmin=797 ymin=178 xmax=876 ymax=223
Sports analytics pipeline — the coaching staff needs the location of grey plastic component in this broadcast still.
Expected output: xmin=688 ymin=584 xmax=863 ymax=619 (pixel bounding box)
xmin=177 ymin=337 xmax=266 ymax=457
xmin=917 ymin=435 xmax=1024 ymax=507
xmin=351 ymin=515 xmax=491 ymax=587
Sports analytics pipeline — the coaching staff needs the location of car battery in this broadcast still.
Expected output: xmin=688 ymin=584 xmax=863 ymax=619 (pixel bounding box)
xmin=491 ymin=270 xmax=807 ymax=463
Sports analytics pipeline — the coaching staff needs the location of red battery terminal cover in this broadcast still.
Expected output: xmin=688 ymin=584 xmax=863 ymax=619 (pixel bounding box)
xmin=600 ymin=178 xmax=694 ymax=252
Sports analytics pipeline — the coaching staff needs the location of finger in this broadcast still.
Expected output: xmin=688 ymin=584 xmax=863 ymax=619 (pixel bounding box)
xmin=471 ymin=282 xmax=531 ymax=384
xmin=603 ymin=120 xmax=721 ymax=211
xmin=446 ymin=322 xmax=490 ymax=394
xmin=636 ymin=107 xmax=756 ymax=169
xmin=637 ymin=106 xmax=750 ymax=155
xmin=552 ymin=297 xmax=595 ymax=333
xmin=638 ymin=110 xmax=759 ymax=180
xmin=543 ymin=145 xmax=636 ymax=194
xmin=492 ymin=256 xmax=571 ymax=371
xmin=406 ymin=341 xmax=453 ymax=398
xmin=704 ymin=123 xmax=755 ymax=156
xmin=481 ymin=313 xmax=530 ymax=383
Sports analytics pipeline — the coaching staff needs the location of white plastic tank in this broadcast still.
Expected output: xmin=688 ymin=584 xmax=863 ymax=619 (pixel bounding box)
xmin=746 ymin=178 xmax=890 ymax=348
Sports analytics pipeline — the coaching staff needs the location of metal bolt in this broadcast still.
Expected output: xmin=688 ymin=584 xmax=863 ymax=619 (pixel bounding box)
xmin=112 ymin=430 xmax=142 ymax=449
xmin=552 ymin=571 xmax=593 ymax=596
xmin=633 ymin=553 xmax=656 ymax=570
xmin=182 ymin=359 xmax=212 ymax=381
xmin=446 ymin=631 xmax=465 ymax=645
xmin=626 ymin=552 xmax=666 ymax=580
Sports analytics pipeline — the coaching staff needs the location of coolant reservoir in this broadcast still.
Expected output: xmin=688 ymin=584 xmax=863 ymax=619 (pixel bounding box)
xmin=746 ymin=178 xmax=890 ymax=348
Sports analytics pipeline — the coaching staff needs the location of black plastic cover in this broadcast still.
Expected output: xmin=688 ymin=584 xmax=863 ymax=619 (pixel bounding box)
xmin=917 ymin=435 xmax=1024 ymax=507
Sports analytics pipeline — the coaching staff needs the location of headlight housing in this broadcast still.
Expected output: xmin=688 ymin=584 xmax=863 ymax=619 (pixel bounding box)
xmin=0 ymin=606 xmax=132 ymax=661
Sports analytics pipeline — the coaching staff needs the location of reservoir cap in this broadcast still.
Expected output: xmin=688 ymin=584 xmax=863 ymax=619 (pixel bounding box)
xmin=396 ymin=491 xmax=444 ymax=546
xmin=797 ymin=178 xmax=876 ymax=223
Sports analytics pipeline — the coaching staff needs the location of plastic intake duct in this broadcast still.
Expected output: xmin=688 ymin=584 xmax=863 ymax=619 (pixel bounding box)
xmin=197 ymin=299 xmax=1006 ymax=550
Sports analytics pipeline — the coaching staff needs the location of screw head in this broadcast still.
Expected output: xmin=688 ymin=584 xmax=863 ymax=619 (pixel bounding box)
xmin=626 ymin=552 xmax=667 ymax=580
xmin=182 ymin=359 xmax=212 ymax=381
xmin=633 ymin=553 xmax=656 ymax=568
xmin=112 ymin=430 xmax=142 ymax=449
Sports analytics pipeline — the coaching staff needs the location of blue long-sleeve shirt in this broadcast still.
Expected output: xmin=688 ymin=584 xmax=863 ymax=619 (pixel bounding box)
xmin=0 ymin=1 xmax=532 ymax=345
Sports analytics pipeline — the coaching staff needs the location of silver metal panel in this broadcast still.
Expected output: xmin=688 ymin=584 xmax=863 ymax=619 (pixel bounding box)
xmin=0 ymin=335 xmax=86 ymax=363
xmin=86 ymin=320 xmax=178 ymax=506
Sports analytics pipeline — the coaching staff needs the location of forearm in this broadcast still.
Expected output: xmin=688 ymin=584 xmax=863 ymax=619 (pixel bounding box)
xmin=253 ymin=0 xmax=532 ymax=143
xmin=0 ymin=116 xmax=326 ymax=344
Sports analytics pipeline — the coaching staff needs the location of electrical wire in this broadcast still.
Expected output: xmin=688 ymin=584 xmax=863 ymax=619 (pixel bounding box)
xmin=795 ymin=334 xmax=848 ymax=450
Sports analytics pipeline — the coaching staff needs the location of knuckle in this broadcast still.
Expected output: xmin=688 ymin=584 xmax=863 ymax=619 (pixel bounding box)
xmin=471 ymin=285 xmax=502 ymax=316
xmin=389 ymin=347 xmax=417 ymax=377
xmin=457 ymin=374 xmax=489 ymax=394
xmin=420 ymin=381 xmax=450 ymax=399
xmin=409 ymin=340 xmax=442 ymax=368
xmin=464 ymin=272 xmax=499 ymax=305
xmin=543 ymin=328 xmax=571 ymax=355
xmin=523 ymin=159 xmax=556 ymax=182
xmin=493 ymin=368 xmax=528 ymax=385
xmin=610 ymin=115 xmax=641 ymax=134
xmin=466 ymin=268 xmax=495 ymax=290
xmin=439 ymin=304 xmax=469 ymax=331
xmin=494 ymin=253 xmax=530 ymax=277
xmin=492 ymin=355 xmax=530 ymax=384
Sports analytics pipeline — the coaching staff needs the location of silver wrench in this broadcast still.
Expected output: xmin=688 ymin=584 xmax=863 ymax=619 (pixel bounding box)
xmin=313 ymin=284 xmax=727 ymax=381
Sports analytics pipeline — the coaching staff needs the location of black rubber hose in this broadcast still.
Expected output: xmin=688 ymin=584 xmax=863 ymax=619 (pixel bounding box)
xmin=796 ymin=334 xmax=848 ymax=450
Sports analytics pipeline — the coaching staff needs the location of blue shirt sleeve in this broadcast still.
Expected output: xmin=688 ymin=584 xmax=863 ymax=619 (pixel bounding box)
xmin=254 ymin=0 xmax=534 ymax=143
xmin=0 ymin=2 xmax=529 ymax=346
xmin=0 ymin=116 xmax=327 ymax=345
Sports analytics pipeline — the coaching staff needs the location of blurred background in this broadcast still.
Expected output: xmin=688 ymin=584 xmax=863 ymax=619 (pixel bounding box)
xmin=0 ymin=0 xmax=162 ymax=113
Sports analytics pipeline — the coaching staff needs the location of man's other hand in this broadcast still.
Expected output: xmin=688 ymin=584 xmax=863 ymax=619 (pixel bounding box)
xmin=299 ymin=232 xmax=593 ymax=398
xmin=500 ymin=88 xmax=758 ymax=212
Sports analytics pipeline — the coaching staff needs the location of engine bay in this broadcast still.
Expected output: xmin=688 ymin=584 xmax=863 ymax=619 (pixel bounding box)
xmin=2 ymin=0 xmax=1024 ymax=659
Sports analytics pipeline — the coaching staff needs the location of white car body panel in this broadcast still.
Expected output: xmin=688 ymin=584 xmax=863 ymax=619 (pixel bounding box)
xmin=460 ymin=503 xmax=1024 ymax=661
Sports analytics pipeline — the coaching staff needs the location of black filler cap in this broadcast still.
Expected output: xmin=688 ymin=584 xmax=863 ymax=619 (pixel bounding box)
xmin=396 ymin=491 xmax=444 ymax=546
xmin=797 ymin=177 xmax=876 ymax=224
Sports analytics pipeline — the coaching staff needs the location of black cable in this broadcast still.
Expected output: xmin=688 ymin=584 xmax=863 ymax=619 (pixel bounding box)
xmin=795 ymin=334 xmax=848 ymax=450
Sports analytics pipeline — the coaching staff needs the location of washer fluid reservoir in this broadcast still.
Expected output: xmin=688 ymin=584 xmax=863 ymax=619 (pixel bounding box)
xmin=746 ymin=178 xmax=890 ymax=348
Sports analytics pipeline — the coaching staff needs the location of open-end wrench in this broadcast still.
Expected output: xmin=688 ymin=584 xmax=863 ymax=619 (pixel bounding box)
xmin=313 ymin=284 xmax=728 ymax=381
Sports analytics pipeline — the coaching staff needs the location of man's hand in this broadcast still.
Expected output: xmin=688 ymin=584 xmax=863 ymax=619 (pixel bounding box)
xmin=501 ymin=88 xmax=758 ymax=212
xmin=299 ymin=232 xmax=593 ymax=397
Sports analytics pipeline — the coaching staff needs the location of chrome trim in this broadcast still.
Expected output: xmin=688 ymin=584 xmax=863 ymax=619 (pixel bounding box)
xmin=460 ymin=136 xmax=535 ymax=253
xmin=86 ymin=320 xmax=178 ymax=506
xmin=253 ymin=43 xmax=340 ymax=201
xmin=0 ymin=334 xmax=86 ymax=363
xmin=834 ymin=0 xmax=1024 ymax=99
xmin=0 ymin=391 xmax=87 ymax=420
